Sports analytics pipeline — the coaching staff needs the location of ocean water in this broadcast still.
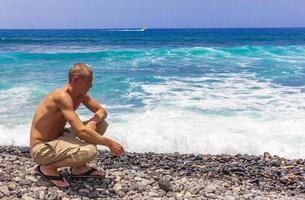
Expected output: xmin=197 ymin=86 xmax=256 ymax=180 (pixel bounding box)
xmin=1 ymin=29 xmax=305 ymax=158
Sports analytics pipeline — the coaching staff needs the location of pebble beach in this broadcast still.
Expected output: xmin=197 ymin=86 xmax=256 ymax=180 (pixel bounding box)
xmin=0 ymin=146 xmax=304 ymax=199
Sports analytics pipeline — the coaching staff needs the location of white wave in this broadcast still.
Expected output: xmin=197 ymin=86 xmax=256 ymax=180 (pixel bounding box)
xmin=108 ymin=107 xmax=305 ymax=159
xmin=0 ymin=86 xmax=32 ymax=113
xmin=102 ymin=104 xmax=134 ymax=109
xmin=106 ymin=73 xmax=305 ymax=158
xmin=0 ymin=124 xmax=31 ymax=146
xmin=133 ymin=74 xmax=305 ymax=117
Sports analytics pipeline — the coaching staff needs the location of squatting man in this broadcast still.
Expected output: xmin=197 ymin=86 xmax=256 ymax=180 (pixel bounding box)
xmin=30 ymin=63 xmax=124 ymax=187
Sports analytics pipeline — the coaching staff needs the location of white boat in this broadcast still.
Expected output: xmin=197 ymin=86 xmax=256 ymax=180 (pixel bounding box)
xmin=140 ymin=27 xmax=148 ymax=31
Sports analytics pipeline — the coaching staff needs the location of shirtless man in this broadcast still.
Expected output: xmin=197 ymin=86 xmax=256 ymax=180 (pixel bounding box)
xmin=30 ymin=63 xmax=124 ymax=187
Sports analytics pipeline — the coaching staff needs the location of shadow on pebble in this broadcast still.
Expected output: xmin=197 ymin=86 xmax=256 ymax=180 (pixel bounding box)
xmin=36 ymin=168 xmax=116 ymax=199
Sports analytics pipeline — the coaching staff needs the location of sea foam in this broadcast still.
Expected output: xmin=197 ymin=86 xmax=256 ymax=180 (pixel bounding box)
xmin=105 ymin=74 xmax=305 ymax=159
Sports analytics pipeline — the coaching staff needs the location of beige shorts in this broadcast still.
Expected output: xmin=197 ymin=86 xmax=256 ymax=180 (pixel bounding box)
xmin=30 ymin=129 xmax=98 ymax=166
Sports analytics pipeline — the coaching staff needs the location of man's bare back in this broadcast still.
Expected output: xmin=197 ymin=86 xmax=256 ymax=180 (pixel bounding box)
xmin=30 ymin=87 xmax=82 ymax=148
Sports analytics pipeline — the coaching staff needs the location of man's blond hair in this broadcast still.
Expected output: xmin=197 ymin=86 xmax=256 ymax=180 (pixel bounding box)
xmin=68 ymin=63 xmax=92 ymax=82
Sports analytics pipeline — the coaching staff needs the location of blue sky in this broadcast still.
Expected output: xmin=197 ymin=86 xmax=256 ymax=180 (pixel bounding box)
xmin=0 ymin=0 xmax=304 ymax=29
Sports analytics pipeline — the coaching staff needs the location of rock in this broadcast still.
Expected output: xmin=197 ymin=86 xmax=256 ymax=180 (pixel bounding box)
xmin=114 ymin=182 xmax=125 ymax=197
xmin=180 ymin=177 xmax=188 ymax=183
xmin=135 ymin=182 xmax=146 ymax=192
xmin=117 ymin=190 xmax=125 ymax=197
xmin=158 ymin=177 xmax=172 ymax=192
xmin=280 ymin=174 xmax=301 ymax=188
xmin=7 ymin=182 xmax=16 ymax=191
xmin=38 ymin=191 xmax=45 ymax=200
xmin=79 ymin=189 xmax=90 ymax=194
xmin=22 ymin=195 xmax=36 ymax=200
xmin=26 ymin=175 xmax=36 ymax=182
xmin=0 ymin=185 xmax=10 ymax=196
xmin=114 ymin=182 xmax=122 ymax=191
xmin=134 ymin=177 xmax=143 ymax=181
xmin=287 ymin=174 xmax=299 ymax=183
xmin=166 ymin=191 xmax=176 ymax=198
xmin=145 ymin=178 xmax=155 ymax=185
xmin=36 ymin=179 xmax=51 ymax=187
xmin=263 ymin=152 xmax=272 ymax=161
xmin=108 ymin=188 xmax=115 ymax=194
xmin=270 ymin=160 xmax=280 ymax=167
xmin=115 ymin=175 xmax=121 ymax=182
xmin=224 ymin=195 xmax=235 ymax=200
xmin=46 ymin=192 xmax=58 ymax=200
xmin=190 ymin=185 xmax=201 ymax=195
xmin=96 ymin=188 xmax=107 ymax=197
xmin=20 ymin=179 xmax=32 ymax=186
xmin=184 ymin=191 xmax=192 ymax=199
xmin=158 ymin=189 xmax=166 ymax=197
xmin=243 ymin=193 xmax=254 ymax=199
xmin=173 ymin=184 xmax=184 ymax=193
xmin=204 ymin=184 xmax=217 ymax=193
xmin=176 ymin=192 xmax=184 ymax=200
xmin=57 ymin=191 xmax=64 ymax=199
xmin=14 ymin=177 xmax=22 ymax=182
xmin=147 ymin=191 xmax=159 ymax=197
xmin=135 ymin=171 xmax=146 ymax=178
xmin=87 ymin=192 xmax=98 ymax=199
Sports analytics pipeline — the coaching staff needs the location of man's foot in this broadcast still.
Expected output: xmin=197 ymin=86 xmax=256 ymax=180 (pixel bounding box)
xmin=36 ymin=165 xmax=70 ymax=188
xmin=70 ymin=165 xmax=105 ymax=179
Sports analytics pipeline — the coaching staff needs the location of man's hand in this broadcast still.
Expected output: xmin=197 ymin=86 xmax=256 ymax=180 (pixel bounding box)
xmin=86 ymin=120 xmax=97 ymax=131
xmin=109 ymin=140 xmax=124 ymax=156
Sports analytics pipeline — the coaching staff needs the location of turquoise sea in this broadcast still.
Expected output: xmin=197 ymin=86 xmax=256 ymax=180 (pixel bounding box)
xmin=0 ymin=29 xmax=305 ymax=158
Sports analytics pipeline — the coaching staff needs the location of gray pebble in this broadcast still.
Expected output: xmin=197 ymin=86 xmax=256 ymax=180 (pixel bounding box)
xmin=158 ymin=178 xmax=172 ymax=192
xmin=26 ymin=175 xmax=37 ymax=182
xmin=0 ymin=185 xmax=10 ymax=196
xmin=38 ymin=191 xmax=45 ymax=200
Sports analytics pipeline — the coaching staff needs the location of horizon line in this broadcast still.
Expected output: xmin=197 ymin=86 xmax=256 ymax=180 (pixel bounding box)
xmin=1 ymin=27 xmax=305 ymax=30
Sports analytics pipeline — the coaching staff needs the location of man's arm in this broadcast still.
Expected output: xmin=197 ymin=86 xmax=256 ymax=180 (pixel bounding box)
xmin=81 ymin=94 xmax=107 ymax=123
xmin=54 ymin=92 xmax=124 ymax=155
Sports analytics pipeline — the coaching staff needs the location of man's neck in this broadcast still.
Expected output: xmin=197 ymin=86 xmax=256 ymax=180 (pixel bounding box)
xmin=65 ymin=84 xmax=82 ymax=99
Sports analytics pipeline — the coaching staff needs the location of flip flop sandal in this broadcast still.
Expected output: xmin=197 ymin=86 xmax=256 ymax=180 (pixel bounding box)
xmin=36 ymin=165 xmax=69 ymax=188
xmin=70 ymin=167 xmax=105 ymax=179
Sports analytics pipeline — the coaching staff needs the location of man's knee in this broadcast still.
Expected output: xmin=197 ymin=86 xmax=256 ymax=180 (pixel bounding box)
xmin=82 ymin=144 xmax=98 ymax=162
xmin=96 ymin=120 xmax=108 ymax=135
xmin=72 ymin=144 xmax=98 ymax=165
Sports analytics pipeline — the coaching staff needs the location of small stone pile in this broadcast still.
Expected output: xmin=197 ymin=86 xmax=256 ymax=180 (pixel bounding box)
xmin=0 ymin=146 xmax=304 ymax=199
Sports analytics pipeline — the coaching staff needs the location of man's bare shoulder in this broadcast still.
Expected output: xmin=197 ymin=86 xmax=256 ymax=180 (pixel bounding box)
xmin=51 ymin=88 xmax=73 ymax=108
